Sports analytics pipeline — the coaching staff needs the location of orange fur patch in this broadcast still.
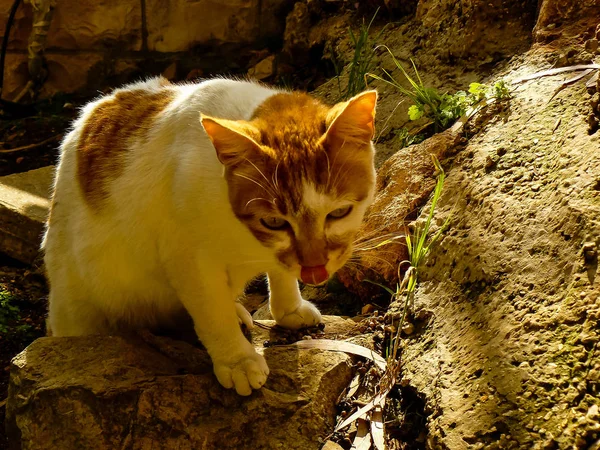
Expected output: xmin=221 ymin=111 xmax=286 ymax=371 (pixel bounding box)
xmin=77 ymin=88 xmax=174 ymax=208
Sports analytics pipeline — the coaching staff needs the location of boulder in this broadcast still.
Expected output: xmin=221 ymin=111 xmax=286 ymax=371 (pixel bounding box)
xmin=6 ymin=317 xmax=356 ymax=449
xmin=534 ymin=0 xmax=600 ymax=41
xmin=145 ymin=0 xmax=292 ymax=53
xmin=0 ymin=166 xmax=53 ymax=264
xmin=0 ymin=0 xmax=143 ymax=51
xmin=338 ymin=128 xmax=464 ymax=298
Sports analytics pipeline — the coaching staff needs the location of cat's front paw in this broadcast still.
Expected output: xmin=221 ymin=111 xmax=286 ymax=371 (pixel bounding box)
xmin=274 ymin=299 xmax=322 ymax=330
xmin=212 ymin=345 xmax=269 ymax=396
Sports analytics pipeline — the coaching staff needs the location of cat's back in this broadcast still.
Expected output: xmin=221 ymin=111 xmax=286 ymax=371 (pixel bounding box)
xmin=53 ymin=77 xmax=278 ymax=209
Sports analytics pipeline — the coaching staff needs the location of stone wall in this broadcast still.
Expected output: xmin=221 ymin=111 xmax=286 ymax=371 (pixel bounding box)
xmin=0 ymin=0 xmax=293 ymax=99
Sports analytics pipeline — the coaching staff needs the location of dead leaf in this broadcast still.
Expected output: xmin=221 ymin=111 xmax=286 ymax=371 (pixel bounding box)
xmin=290 ymin=339 xmax=387 ymax=371
xmin=370 ymin=405 xmax=385 ymax=450
xmin=512 ymin=64 xmax=600 ymax=84
xmin=347 ymin=373 xmax=362 ymax=399
xmin=336 ymin=393 xmax=387 ymax=431
xmin=351 ymin=419 xmax=372 ymax=450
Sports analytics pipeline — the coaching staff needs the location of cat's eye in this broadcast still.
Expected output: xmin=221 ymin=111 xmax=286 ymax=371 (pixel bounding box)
xmin=328 ymin=206 xmax=353 ymax=219
xmin=260 ymin=217 xmax=289 ymax=230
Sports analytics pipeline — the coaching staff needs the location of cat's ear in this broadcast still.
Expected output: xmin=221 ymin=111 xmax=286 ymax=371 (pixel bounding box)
xmin=325 ymin=90 xmax=377 ymax=147
xmin=201 ymin=115 xmax=261 ymax=167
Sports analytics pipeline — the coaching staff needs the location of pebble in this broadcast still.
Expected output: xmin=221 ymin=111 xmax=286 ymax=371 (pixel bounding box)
xmin=402 ymin=322 xmax=415 ymax=335
xmin=361 ymin=304 xmax=375 ymax=315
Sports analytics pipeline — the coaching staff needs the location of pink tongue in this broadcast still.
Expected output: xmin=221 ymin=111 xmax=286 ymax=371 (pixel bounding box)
xmin=301 ymin=265 xmax=329 ymax=285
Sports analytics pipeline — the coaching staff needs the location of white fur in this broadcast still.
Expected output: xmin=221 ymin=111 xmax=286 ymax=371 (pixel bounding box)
xmin=43 ymin=78 xmax=324 ymax=396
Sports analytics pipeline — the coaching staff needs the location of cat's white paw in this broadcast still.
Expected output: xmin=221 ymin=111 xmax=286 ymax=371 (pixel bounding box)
xmin=274 ymin=300 xmax=322 ymax=330
xmin=212 ymin=345 xmax=269 ymax=396
xmin=235 ymin=301 xmax=253 ymax=329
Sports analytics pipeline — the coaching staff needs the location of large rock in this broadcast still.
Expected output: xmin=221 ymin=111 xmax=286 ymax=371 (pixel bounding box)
xmin=337 ymin=128 xmax=464 ymax=298
xmin=0 ymin=166 xmax=53 ymax=264
xmin=6 ymin=317 xmax=356 ymax=449
xmin=0 ymin=0 xmax=142 ymax=51
xmin=415 ymin=0 xmax=535 ymax=63
xmin=145 ymin=0 xmax=291 ymax=52
xmin=387 ymin=46 xmax=600 ymax=448
xmin=534 ymin=0 xmax=600 ymax=41
xmin=0 ymin=0 xmax=294 ymax=98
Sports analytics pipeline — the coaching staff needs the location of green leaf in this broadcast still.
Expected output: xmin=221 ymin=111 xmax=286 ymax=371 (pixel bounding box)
xmin=408 ymin=105 xmax=424 ymax=121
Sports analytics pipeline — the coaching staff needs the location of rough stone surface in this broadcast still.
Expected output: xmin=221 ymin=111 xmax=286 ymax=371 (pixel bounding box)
xmin=393 ymin=49 xmax=600 ymax=449
xmin=0 ymin=0 xmax=293 ymax=98
xmin=0 ymin=0 xmax=142 ymax=51
xmin=534 ymin=0 xmax=600 ymax=41
xmin=6 ymin=318 xmax=355 ymax=450
xmin=145 ymin=0 xmax=291 ymax=52
xmin=0 ymin=166 xmax=53 ymax=264
xmin=337 ymin=128 xmax=464 ymax=298
xmin=247 ymin=55 xmax=276 ymax=81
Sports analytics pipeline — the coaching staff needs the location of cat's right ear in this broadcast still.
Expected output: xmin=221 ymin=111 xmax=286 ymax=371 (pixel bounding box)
xmin=201 ymin=115 xmax=261 ymax=167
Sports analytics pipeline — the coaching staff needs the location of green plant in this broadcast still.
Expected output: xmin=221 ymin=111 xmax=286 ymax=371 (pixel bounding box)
xmin=387 ymin=155 xmax=450 ymax=359
xmin=392 ymin=127 xmax=424 ymax=148
xmin=334 ymin=10 xmax=383 ymax=100
xmin=369 ymin=47 xmax=511 ymax=132
xmin=0 ymin=289 xmax=21 ymax=334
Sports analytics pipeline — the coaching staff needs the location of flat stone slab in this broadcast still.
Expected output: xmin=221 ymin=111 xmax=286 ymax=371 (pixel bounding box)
xmin=0 ymin=166 xmax=54 ymax=264
xmin=6 ymin=317 xmax=357 ymax=450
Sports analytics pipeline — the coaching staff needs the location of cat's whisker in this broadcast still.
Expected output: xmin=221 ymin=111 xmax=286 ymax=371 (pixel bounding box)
xmin=234 ymin=173 xmax=277 ymax=197
xmin=244 ymin=158 xmax=280 ymax=195
xmin=322 ymin=147 xmax=331 ymax=188
xmin=246 ymin=197 xmax=273 ymax=208
xmin=359 ymin=255 xmax=397 ymax=270
xmin=330 ymin=152 xmax=350 ymax=192
xmin=326 ymin=140 xmax=342 ymax=191
xmin=272 ymin=161 xmax=281 ymax=192
xmin=352 ymin=231 xmax=406 ymax=246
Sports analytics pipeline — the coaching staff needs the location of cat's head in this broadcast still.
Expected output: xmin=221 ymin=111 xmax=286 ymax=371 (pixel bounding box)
xmin=201 ymin=90 xmax=377 ymax=285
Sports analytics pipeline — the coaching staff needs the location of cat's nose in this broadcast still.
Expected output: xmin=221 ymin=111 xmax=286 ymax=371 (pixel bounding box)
xmin=300 ymin=265 xmax=329 ymax=285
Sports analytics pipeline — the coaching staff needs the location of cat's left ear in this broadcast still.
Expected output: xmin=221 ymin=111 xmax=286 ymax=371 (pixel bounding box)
xmin=325 ymin=90 xmax=377 ymax=147
xmin=201 ymin=115 xmax=261 ymax=167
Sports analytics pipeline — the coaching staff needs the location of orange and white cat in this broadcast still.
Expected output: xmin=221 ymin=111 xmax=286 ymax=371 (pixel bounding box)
xmin=42 ymin=77 xmax=377 ymax=396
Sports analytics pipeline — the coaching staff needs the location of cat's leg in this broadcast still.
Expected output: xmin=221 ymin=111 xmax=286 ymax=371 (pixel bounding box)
xmin=170 ymin=265 xmax=268 ymax=396
xmin=268 ymin=270 xmax=322 ymax=329
xmin=47 ymin=277 xmax=109 ymax=336
xmin=235 ymin=300 xmax=253 ymax=329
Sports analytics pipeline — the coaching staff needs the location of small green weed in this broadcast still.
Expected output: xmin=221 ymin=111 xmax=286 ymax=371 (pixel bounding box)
xmin=392 ymin=127 xmax=425 ymax=148
xmin=334 ymin=10 xmax=384 ymax=100
xmin=0 ymin=289 xmax=22 ymax=334
xmin=387 ymin=155 xmax=450 ymax=359
xmin=369 ymin=47 xmax=511 ymax=132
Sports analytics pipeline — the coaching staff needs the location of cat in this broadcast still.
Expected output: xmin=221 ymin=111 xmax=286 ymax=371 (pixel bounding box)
xmin=42 ymin=76 xmax=377 ymax=396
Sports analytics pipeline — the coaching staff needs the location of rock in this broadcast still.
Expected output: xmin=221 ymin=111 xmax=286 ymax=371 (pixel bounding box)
xmin=145 ymin=0 xmax=291 ymax=52
xmin=338 ymin=128 xmax=463 ymax=298
xmin=248 ymin=55 xmax=276 ymax=81
xmin=281 ymin=1 xmax=311 ymax=65
xmin=534 ymin=0 xmax=600 ymax=41
xmin=7 ymin=325 xmax=353 ymax=449
xmin=0 ymin=0 xmax=294 ymax=98
xmin=0 ymin=0 xmax=143 ymax=51
xmin=0 ymin=166 xmax=54 ymax=264
xmin=322 ymin=441 xmax=344 ymax=450
xmin=252 ymin=302 xmax=273 ymax=320
xmin=185 ymin=68 xmax=204 ymax=81
xmin=161 ymin=61 xmax=178 ymax=80
xmin=585 ymin=38 xmax=599 ymax=54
